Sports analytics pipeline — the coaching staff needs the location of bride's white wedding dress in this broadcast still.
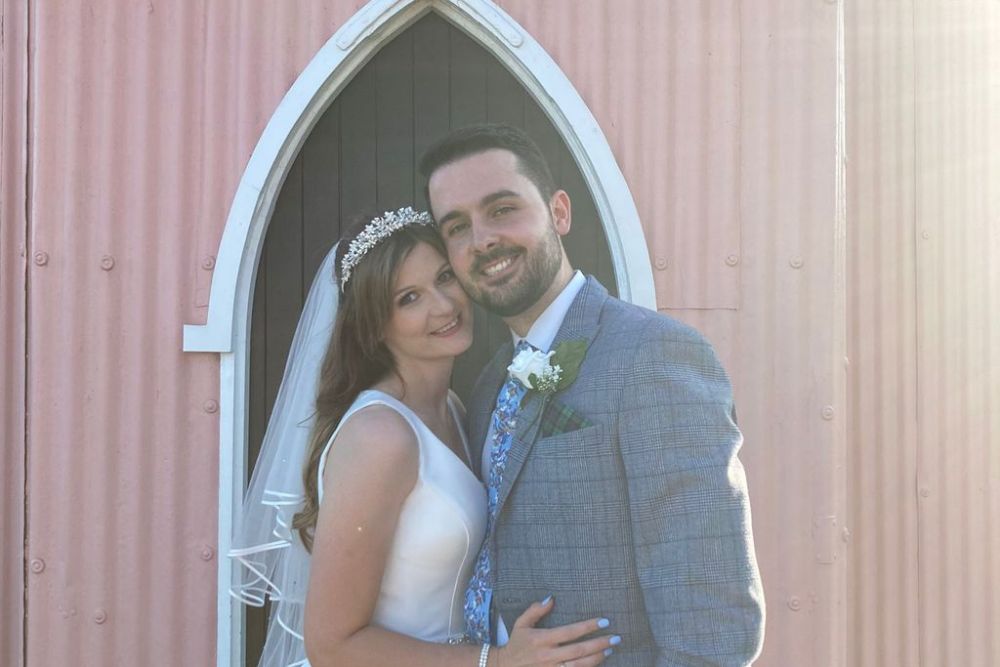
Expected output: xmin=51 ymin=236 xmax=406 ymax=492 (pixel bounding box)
xmin=317 ymin=389 xmax=487 ymax=643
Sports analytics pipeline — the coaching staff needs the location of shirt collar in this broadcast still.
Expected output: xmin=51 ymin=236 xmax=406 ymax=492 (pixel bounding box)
xmin=513 ymin=271 xmax=586 ymax=353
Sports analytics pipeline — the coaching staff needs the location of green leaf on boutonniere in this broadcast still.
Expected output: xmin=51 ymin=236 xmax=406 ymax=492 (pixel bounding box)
xmin=548 ymin=339 xmax=587 ymax=392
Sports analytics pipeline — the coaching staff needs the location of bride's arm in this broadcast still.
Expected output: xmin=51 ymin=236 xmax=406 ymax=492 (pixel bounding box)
xmin=303 ymin=406 xmax=614 ymax=667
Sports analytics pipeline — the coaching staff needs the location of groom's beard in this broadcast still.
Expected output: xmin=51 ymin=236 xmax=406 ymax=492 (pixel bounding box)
xmin=463 ymin=225 xmax=563 ymax=318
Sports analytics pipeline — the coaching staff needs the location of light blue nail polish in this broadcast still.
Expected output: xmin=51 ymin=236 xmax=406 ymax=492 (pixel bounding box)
xmin=540 ymin=594 xmax=553 ymax=605
xmin=597 ymin=618 xmax=611 ymax=629
xmin=604 ymin=648 xmax=614 ymax=657
xmin=609 ymin=635 xmax=622 ymax=646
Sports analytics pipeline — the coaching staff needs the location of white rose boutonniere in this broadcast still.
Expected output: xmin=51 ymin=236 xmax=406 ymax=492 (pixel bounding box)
xmin=507 ymin=340 xmax=587 ymax=395
xmin=508 ymin=348 xmax=555 ymax=389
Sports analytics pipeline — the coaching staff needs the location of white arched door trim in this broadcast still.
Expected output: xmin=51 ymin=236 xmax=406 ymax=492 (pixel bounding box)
xmin=181 ymin=1 xmax=655 ymax=664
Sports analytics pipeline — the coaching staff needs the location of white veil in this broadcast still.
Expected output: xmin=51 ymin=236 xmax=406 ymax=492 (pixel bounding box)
xmin=229 ymin=243 xmax=340 ymax=667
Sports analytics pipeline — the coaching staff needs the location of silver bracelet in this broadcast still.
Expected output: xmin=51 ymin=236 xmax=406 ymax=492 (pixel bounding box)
xmin=478 ymin=642 xmax=490 ymax=667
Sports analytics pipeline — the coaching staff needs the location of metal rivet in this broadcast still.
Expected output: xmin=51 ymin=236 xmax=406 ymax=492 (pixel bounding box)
xmin=100 ymin=255 xmax=115 ymax=271
xmin=201 ymin=256 xmax=216 ymax=271
xmin=203 ymin=399 xmax=219 ymax=414
xmin=94 ymin=608 xmax=108 ymax=624
xmin=789 ymin=257 xmax=804 ymax=269
xmin=920 ymin=487 xmax=931 ymax=498
xmin=921 ymin=230 xmax=930 ymax=240
xmin=654 ymin=256 xmax=668 ymax=271
xmin=200 ymin=546 xmax=215 ymax=561
xmin=33 ymin=251 xmax=49 ymax=266
xmin=787 ymin=596 xmax=802 ymax=611
xmin=30 ymin=558 xmax=45 ymax=574
xmin=821 ymin=406 xmax=835 ymax=421
xmin=725 ymin=254 xmax=740 ymax=267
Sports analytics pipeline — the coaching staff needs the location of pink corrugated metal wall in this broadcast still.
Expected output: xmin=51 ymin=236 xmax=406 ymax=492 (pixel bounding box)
xmin=911 ymin=4 xmax=1000 ymax=664
xmin=21 ymin=1 xmax=363 ymax=664
xmin=847 ymin=3 xmax=921 ymax=664
xmin=2 ymin=2 xmax=28 ymax=666
xmin=847 ymin=2 xmax=1000 ymax=665
xmin=5 ymin=0 xmax=997 ymax=665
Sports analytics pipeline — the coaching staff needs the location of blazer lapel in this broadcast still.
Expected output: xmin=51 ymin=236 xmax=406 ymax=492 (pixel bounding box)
xmin=494 ymin=276 xmax=610 ymax=517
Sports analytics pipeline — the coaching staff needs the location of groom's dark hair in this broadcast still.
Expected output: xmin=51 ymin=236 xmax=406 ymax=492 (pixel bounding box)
xmin=419 ymin=123 xmax=557 ymax=203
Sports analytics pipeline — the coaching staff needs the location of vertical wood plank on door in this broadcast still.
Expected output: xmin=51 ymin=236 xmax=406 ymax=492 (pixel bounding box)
xmin=523 ymin=103 xmax=563 ymax=182
xmin=412 ymin=15 xmax=451 ymax=211
xmin=449 ymin=28 xmax=488 ymax=128
xmin=302 ymin=103 xmax=342 ymax=293
xmin=340 ymin=65 xmax=378 ymax=220
xmin=486 ymin=59 xmax=526 ymax=127
xmin=375 ymin=32 xmax=415 ymax=212
xmin=264 ymin=157 xmax=305 ymax=414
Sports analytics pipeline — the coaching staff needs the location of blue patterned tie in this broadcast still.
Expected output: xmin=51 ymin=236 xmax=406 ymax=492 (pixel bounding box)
xmin=464 ymin=341 xmax=533 ymax=643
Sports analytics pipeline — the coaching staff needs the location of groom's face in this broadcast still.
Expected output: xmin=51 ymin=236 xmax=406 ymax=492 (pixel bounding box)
xmin=427 ymin=149 xmax=570 ymax=317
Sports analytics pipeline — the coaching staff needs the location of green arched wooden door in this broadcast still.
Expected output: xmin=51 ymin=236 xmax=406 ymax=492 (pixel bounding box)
xmin=246 ymin=13 xmax=617 ymax=662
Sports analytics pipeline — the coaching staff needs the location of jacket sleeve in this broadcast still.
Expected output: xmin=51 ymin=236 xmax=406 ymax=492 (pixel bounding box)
xmin=617 ymin=323 xmax=765 ymax=666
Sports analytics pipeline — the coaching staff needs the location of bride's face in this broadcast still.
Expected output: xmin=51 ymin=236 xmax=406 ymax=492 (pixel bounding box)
xmin=381 ymin=241 xmax=474 ymax=363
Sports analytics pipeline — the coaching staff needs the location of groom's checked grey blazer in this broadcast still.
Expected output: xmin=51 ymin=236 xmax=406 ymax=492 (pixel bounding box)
xmin=467 ymin=276 xmax=765 ymax=666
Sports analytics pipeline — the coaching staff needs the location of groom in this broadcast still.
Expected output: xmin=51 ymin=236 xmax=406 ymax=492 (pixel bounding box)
xmin=421 ymin=124 xmax=765 ymax=665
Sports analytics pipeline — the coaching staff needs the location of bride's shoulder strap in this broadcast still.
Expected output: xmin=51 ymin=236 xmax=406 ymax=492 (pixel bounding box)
xmin=317 ymin=394 xmax=423 ymax=502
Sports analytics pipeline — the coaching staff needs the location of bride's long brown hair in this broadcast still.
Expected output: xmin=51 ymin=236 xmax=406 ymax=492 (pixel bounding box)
xmin=292 ymin=215 xmax=447 ymax=551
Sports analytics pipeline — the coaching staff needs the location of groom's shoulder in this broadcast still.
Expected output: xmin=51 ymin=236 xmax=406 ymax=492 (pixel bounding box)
xmin=595 ymin=295 xmax=730 ymax=391
xmin=598 ymin=293 xmax=711 ymax=352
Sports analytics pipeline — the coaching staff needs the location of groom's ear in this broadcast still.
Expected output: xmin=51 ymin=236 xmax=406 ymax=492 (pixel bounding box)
xmin=549 ymin=189 xmax=572 ymax=237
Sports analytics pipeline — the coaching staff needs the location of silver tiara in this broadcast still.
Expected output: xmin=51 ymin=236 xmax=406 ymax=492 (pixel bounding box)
xmin=339 ymin=206 xmax=435 ymax=290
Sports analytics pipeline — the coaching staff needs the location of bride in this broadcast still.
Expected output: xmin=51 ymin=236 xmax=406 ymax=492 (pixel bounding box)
xmin=230 ymin=208 xmax=614 ymax=667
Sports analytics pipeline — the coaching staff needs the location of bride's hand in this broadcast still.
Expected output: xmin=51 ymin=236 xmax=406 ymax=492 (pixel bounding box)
xmin=492 ymin=596 xmax=618 ymax=667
